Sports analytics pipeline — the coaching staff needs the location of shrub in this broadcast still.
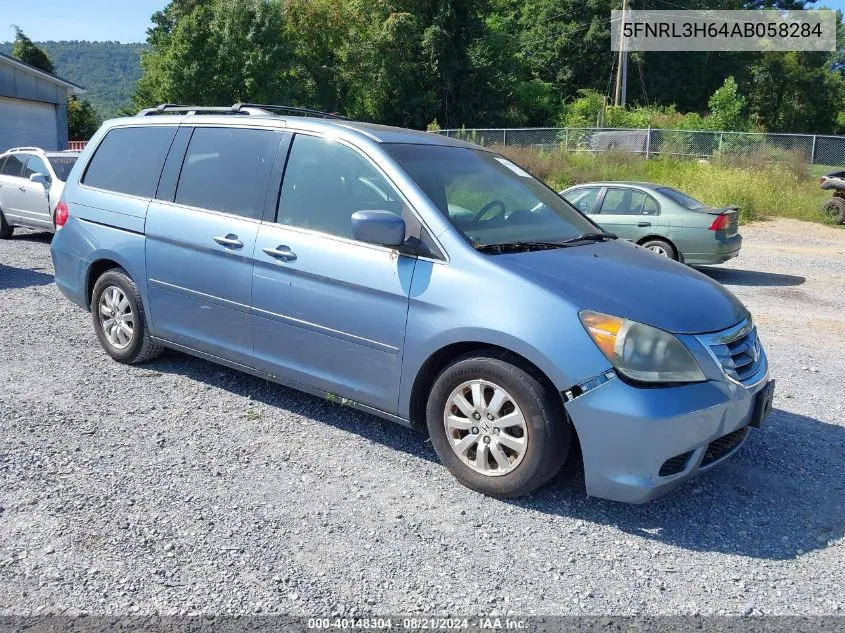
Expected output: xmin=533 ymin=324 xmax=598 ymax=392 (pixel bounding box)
xmin=493 ymin=146 xmax=831 ymax=225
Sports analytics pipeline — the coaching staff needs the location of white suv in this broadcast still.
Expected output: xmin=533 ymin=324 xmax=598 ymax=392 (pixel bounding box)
xmin=0 ymin=147 xmax=79 ymax=237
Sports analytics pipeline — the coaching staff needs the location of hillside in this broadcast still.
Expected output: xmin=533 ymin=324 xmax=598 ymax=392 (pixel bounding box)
xmin=0 ymin=40 xmax=145 ymax=118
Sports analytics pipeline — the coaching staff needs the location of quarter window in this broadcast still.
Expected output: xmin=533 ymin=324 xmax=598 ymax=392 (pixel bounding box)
xmin=83 ymin=126 xmax=177 ymax=198
xmin=1 ymin=154 xmax=26 ymax=177
xmin=277 ymin=134 xmax=404 ymax=239
xmin=175 ymin=127 xmax=280 ymax=219
xmin=600 ymin=188 xmax=659 ymax=215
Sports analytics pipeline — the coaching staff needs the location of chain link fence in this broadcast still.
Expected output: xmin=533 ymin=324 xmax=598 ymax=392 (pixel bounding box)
xmin=436 ymin=127 xmax=845 ymax=166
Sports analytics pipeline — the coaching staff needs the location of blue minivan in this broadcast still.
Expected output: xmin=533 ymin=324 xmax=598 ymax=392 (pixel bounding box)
xmin=50 ymin=104 xmax=774 ymax=503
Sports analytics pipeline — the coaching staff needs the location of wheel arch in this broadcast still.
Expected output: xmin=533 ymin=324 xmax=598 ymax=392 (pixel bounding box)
xmin=636 ymin=234 xmax=681 ymax=261
xmin=85 ymin=257 xmax=134 ymax=309
xmin=407 ymin=341 xmax=567 ymax=431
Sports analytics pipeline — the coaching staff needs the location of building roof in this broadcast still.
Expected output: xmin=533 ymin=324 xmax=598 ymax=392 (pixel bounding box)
xmin=0 ymin=52 xmax=84 ymax=94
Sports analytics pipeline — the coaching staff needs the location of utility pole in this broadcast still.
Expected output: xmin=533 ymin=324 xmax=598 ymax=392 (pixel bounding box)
xmin=614 ymin=0 xmax=628 ymax=107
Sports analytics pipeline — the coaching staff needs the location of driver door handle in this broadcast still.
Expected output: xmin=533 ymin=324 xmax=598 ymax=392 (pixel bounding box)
xmin=213 ymin=234 xmax=244 ymax=248
xmin=637 ymin=221 xmax=651 ymax=227
xmin=19 ymin=186 xmax=26 ymax=193
xmin=263 ymin=245 xmax=297 ymax=262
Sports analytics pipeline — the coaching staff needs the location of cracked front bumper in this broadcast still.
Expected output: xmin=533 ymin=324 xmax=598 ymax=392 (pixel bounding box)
xmin=564 ymin=372 xmax=769 ymax=503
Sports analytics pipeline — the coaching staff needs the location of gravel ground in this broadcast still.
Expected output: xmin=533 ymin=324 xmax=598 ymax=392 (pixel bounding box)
xmin=0 ymin=218 xmax=843 ymax=617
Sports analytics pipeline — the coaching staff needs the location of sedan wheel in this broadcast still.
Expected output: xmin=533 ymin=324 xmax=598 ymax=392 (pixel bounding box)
xmin=443 ymin=379 xmax=528 ymax=476
xmin=640 ymin=238 xmax=678 ymax=261
xmin=98 ymin=285 xmax=135 ymax=350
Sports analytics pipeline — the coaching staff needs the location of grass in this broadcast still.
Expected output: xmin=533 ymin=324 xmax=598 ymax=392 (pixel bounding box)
xmin=494 ymin=145 xmax=836 ymax=225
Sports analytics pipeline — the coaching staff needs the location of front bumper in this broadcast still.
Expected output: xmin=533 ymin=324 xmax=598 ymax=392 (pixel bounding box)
xmin=564 ymin=371 xmax=769 ymax=503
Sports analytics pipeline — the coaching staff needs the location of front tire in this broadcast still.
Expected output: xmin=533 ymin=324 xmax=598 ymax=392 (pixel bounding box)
xmin=0 ymin=209 xmax=13 ymax=239
xmin=91 ymin=268 xmax=162 ymax=364
xmin=426 ymin=351 xmax=570 ymax=498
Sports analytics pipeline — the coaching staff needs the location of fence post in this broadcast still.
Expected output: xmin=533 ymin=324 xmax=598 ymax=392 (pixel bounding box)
xmin=564 ymin=128 xmax=569 ymax=151
xmin=645 ymin=126 xmax=651 ymax=159
xmin=503 ymin=129 xmax=507 ymax=146
xmin=810 ymin=134 xmax=817 ymax=165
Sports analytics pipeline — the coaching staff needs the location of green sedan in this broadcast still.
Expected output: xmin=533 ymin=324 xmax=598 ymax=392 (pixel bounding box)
xmin=560 ymin=182 xmax=742 ymax=265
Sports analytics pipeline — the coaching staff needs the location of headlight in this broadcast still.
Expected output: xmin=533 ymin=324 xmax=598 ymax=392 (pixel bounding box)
xmin=579 ymin=311 xmax=705 ymax=384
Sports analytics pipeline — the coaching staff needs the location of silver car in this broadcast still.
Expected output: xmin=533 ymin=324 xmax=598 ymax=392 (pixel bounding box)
xmin=0 ymin=147 xmax=79 ymax=237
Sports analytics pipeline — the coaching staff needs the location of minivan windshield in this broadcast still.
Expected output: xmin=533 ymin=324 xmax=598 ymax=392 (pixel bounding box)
xmin=385 ymin=144 xmax=600 ymax=249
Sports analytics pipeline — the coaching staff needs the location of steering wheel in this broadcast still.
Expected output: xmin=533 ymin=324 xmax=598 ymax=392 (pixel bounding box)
xmin=473 ymin=200 xmax=506 ymax=222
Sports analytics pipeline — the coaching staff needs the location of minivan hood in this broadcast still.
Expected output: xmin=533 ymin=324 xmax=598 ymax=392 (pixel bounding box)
xmin=494 ymin=240 xmax=747 ymax=334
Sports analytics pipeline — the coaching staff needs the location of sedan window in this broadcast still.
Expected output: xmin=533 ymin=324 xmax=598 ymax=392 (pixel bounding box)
xmin=600 ymin=188 xmax=659 ymax=215
xmin=657 ymin=187 xmax=706 ymax=210
xmin=563 ymin=187 xmax=601 ymax=214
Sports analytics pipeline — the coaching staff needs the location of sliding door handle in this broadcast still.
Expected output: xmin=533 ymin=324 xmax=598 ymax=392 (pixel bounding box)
xmin=263 ymin=245 xmax=297 ymax=262
xmin=213 ymin=234 xmax=244 ymax=248
xmin=637 ymin=221 xmax=651 ymax=227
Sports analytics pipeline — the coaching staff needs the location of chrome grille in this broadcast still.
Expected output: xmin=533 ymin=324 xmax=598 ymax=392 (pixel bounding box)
xmin=700 ymin=319 xmax=766 ymax=386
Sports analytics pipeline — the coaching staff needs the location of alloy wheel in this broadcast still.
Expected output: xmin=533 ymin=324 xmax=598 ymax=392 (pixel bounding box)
xmin=443 ymin=379 xmax=528 ymax=476
xmin=98 ymin=286 xmax=135 ymax=350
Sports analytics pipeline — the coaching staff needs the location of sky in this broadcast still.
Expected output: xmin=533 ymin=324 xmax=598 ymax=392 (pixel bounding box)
xmin=0 ymin=0 xmax=169 ymax=44
xmin=1 ymin=0 xmax=844 ymax=44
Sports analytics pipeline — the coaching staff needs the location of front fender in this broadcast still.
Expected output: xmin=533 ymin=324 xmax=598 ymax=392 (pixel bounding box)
xmin=398 ymin=257 xmax=612 ymax=420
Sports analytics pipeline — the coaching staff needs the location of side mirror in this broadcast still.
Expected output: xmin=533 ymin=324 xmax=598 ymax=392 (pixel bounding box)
xmin=30 ymin=173 xmax=49 ymax=187
xmin=351 ymin=210 xmax=406 ymax=247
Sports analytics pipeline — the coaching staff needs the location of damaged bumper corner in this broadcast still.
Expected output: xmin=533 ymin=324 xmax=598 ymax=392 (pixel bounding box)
xmin=563 ymin=372 xmax=767 ymax=503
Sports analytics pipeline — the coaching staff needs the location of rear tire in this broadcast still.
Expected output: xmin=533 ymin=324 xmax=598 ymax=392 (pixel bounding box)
xmin=91 ymin=268 xmax=163 ymax=364
xmin=426 ymin=351 xmax=570 ymax=498
xmin=0 ymin=209 xmax=13 ymax=239
xmin=820 ymin=197 xmax=845 ymax=225
xmin=640 ymin=238 xmax=677 ymax=260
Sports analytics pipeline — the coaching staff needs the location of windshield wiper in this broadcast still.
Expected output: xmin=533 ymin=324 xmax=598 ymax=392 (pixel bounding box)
xmin=475 ymin=240 xmax=567 ymax=253
xmin=558 ymin=231 xmax=617 ymax=244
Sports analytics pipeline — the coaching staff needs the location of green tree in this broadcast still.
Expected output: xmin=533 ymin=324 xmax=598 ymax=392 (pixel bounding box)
xmin=10 ymin=26 xmax=55 ymax=74
xmin=747 ymin=52 xmax=845 ymax=133
xmin=67 ymin=96 xmax=102 ymax=140
xmin=134 ymin=0 xmax=296 ymax=109
xmin=707 ymin=76 xmax=749 ymax=131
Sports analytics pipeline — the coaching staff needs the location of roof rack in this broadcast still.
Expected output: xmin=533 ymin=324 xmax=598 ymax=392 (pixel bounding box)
xmin=7 ymin=147 xmax=43 ymax=153
xmin=136 ymin=103 xmax=347 ymax=120
xmin=136 ymin=103 xmax=272 ymax=117
xmin=232 ymin=103 xmax=347 ymax=120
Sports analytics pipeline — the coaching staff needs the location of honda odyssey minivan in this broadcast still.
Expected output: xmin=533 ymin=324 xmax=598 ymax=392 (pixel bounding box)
xmin=50 ymin=104 xmax=774 ymax=503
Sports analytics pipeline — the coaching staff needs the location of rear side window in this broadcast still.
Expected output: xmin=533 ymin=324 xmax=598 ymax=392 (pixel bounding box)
xmin=175 ymin=127 xmax=280 ymax=219
xmin=82 ymin=126 xmax=177 ymax=198
xmin=1 ymin=154 xmax=25 ymax=177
